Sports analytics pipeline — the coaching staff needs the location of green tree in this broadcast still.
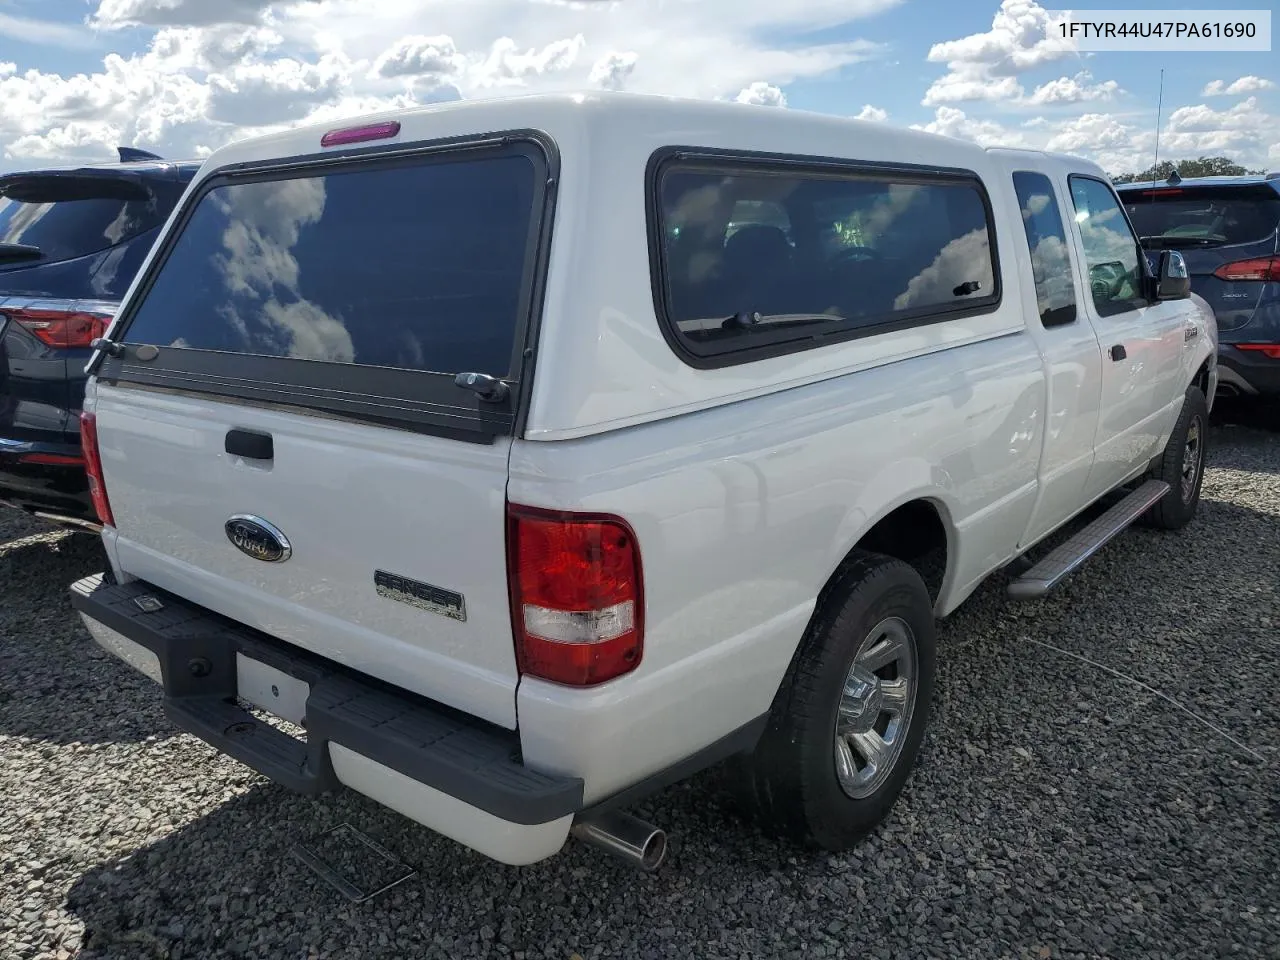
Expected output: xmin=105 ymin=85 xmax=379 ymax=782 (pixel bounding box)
xmin=1112 ymin=156 xmax=1264 ymax=184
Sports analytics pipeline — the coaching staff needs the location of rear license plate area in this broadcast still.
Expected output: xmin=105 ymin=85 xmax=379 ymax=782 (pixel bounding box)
xmin=235 ymin=653 xmax=310 ymax=728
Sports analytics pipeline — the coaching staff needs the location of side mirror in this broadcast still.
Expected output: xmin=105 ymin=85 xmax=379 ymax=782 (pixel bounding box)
xmin=1156 ymin=250 xmax=1191 ymax=300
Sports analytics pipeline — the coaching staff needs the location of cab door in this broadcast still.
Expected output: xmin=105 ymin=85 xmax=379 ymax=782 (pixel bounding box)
xmin=1004 ymin=168 xmax=1103 ymax=549
xmin=1065 ymin=175 xmax=1187 ymax=501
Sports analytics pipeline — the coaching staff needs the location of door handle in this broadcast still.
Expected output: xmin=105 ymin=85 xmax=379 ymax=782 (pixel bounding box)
xmin=1110 ymin=344 xmax=1127 ymax=362
xmin=226 ymin=429 xmax=274 ymax=460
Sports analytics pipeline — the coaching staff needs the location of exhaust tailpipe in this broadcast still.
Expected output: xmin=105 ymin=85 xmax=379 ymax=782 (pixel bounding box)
xmin=571 ymin=811 xmax=667 ymax=871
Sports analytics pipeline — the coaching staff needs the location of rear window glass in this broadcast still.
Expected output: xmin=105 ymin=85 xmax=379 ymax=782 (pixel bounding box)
xmin=1012 ymin=172 xmax=1077 ymax=328
xmin=0 ymin=181 xmax=175 ymax=264
xmin=655 ymin=162 xmax=998 ymax=362
xmin=1122 ymin=186 xmax=1280 ymax=248
xmin=122 ymin=154 xmax=537 ymax=377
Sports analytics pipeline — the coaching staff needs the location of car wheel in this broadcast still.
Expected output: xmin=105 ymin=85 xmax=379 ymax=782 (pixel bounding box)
xmin=731 ymin=551 xmax=936 ymax=850
xmin=1142 ymin=384 xmax=1209 ymax=531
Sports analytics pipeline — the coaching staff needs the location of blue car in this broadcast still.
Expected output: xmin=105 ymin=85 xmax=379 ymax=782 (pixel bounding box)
xmin=1118 ymin=173 xmax=1280 ymax=401
xmin=0 ymin=149 xmax=199 ymax=528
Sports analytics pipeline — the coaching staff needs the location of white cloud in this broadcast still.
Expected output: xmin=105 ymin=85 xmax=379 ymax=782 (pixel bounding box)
xmin=855 ymin=104 xmax=887 ymax=122
xmin=927 ymin=0 xmax=1073 ymax=73
xmin=0 ymin=0 xmax=897 ymax=168
xmin=7 ymin=121 xmax=125 ymax=160
xmin=471 ymin=34 xmax=586 ymax=88
xmin=277 ymin=0 xmax=884 ymax=102
xmin=1026 ymin=71 xmax=1119 ymax=105
xmin=369 ymin=35 xmax=465 ymax=80
xmin=923 ymin=73 xmax=1021 ymax=106
xmin=0 ymin=48 xmax=211 ymax=160
xmin=1159 ymin=97 xmax=1275 ymax=160
xmin=923 ymin=0 xmax=1075 ymax=106
xmin=1044 ymin=112 xmax=1139 ymax=154
xmin=735 ymin=81 xmax=787 ymax=107
xmin=1202 ymin=76 xmax=1275 ymax=97
xmin=894 ymin=227 xmax=992 ymax=311
xmin=151 ymin=25 xmax=284 ymax=71
xmin=207 ymin=55 xmax=351 ymax=125
xmin=1034 ymin=99 xmax=1279 ymax=175
xmin=589 ymin=51 xmax=638 ymax=91
xmin=90 ymin=0 xmax=312 ymax=29
xmin=0 ymin=11 xmax=100 ymax=49
xmin=913 ymin=106 xmax=1025 ymax=147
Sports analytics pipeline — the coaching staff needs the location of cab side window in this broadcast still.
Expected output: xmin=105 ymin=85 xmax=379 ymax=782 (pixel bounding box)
xmin=1012 ymin=172 xmax=1076 ymax=328
xmin=1068 ymin=176 xmax=1147 ymax=317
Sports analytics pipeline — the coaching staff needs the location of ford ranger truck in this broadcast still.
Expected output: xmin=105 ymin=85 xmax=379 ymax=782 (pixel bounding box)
xmin=69 ymin=93 xmax=1217 ymax=870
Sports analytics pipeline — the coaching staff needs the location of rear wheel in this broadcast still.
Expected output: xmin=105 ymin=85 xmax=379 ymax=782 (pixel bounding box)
xmin=732 ymin=552 xmax=936 ymax=850
xmin=1142 ymin=385 xmax=1208 ymax=531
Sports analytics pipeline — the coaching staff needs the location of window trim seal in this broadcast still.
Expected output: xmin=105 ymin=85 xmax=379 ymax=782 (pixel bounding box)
xmin=645 ymin=146 xmax=1005 ymax=370
xmin=92 ymin=129 xmax=561 ymax=444
xmin=1066 ymin=172 xmax=1154 ymax=319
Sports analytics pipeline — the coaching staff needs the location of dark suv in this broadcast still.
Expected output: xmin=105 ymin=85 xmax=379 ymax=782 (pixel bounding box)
xmin=1118 ymin=173 xmax=1280 ymax=400
xmin=0 ymin=150 xmax=199 ymax=527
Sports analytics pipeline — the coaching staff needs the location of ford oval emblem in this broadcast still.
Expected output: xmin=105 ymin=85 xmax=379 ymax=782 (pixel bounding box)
xmin=225 ymin=515 xmax=291 ymax=563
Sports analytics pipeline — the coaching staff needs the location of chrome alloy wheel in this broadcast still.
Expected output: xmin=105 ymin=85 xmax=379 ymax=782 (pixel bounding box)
xmin=833 ymin=616 xmax=918 ymax=800
xmin=1181 ymin=416 xmax=1203 ymax=503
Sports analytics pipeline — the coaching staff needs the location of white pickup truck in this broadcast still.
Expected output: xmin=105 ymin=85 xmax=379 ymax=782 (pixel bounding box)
xmin=70 ymin=92 xmax=1217 ymax=872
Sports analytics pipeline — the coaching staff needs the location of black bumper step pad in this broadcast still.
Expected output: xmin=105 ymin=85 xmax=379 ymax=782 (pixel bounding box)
xmin=70 ymin=574 xmax=583 ymax=824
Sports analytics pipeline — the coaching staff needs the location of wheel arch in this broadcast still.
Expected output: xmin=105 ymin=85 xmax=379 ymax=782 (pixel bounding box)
xmin=820 ymin=484 xmax=959 ymax=618
xmin=1192 ymin=356 xmax=1212 ymax=398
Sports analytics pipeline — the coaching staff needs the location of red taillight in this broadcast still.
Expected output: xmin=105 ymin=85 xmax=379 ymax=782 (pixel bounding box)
xmin=1237 ymin=344 xmax=1280 ymax=360
xmin=507 ymin=505 xmax=643 ymax=686
xmin=321 ymin=121 xmax=401 ymax=148
xmin=79 ymin=412 xmax=114 ymax=527
xmin=1213 ymin=257 xmax=1280 ymax=282
xmin=6 ymin=303 xmax=116 ymax=349
xmin=18 ymin=453 xmax=84 ymax=466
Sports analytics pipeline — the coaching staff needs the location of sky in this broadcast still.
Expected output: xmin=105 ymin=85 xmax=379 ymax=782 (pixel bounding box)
xmin=0 ymin=0 xmax=1275 ymax=176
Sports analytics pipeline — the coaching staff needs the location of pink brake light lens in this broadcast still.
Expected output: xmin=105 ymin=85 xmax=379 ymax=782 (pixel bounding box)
xmin=320 ymin=121 xmax=402 ymax=148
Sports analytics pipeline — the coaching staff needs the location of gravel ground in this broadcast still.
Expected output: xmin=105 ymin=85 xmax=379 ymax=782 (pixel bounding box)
xmin=1 ymin=407 xmax=1277 ymax=960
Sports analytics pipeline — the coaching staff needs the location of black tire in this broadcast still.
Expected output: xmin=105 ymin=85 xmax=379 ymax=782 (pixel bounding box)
xmin=1142 ymin=384 xmax=1209 ymax=531
xmin=730 ymin=551 xmax=936 ymax=850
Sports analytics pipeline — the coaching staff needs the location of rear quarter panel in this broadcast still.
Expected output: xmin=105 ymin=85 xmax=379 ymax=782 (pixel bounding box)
xmin=510 ymin=101 xmax=1054 ymax=800
xmin=511 ymin=333 xmax=1045 ymax=802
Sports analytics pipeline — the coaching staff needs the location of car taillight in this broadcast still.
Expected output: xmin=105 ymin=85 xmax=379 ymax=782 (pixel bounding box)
xmin=5 ymin=302 xmax=117 ymax=349
xmin=507 ymin=504 xmax=643 ymax=686
xmin=79 ymin=412 xmax=114 ymax=527
xmin=18 ymin=453 xmax=84 ymax=466
xmin=1237 ymin=344 xmax=1280 ymax=360
xmin=1212 ymin=257 xmax=1280 ymax=282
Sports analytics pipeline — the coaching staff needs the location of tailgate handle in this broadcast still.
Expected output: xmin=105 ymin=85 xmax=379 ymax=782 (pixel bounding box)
xmin=226 ymin=429 xmax=274 ymax=461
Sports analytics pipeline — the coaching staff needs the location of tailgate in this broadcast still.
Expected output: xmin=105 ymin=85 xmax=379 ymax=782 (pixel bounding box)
xmin=97 ymin=384 xmax=519 ymax=726
xmin=88 ymin=133 xmax=556 ymax=729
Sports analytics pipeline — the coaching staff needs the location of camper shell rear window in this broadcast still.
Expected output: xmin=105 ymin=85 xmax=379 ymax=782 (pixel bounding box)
xmin=101 ymin=135 xmax=554 ymax=441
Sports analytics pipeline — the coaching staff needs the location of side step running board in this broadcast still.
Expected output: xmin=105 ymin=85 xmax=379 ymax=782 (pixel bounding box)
xmin=1008 ymin=480 xmax=1170 ymax=600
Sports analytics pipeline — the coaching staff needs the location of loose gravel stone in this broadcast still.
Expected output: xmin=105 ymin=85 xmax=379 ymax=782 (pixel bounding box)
xmin=1 ymin=409 xmax=1277 ymax=960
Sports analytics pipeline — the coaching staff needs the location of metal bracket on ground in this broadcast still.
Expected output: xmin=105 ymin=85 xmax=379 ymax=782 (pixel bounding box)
xmin=290 ymin=822 xmax=418 ymax=903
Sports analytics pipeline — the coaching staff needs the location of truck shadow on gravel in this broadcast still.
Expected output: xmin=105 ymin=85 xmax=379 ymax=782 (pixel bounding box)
xmin=32 ymin=425 xmax=1280 ymax=958
xmin=1211 ymin=399 xmax=1280 ymax=475
xmin=58 ymin=484 xmax=1280 ymax=960
xmin=0 ymin=526 xmax=180 ymax=746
